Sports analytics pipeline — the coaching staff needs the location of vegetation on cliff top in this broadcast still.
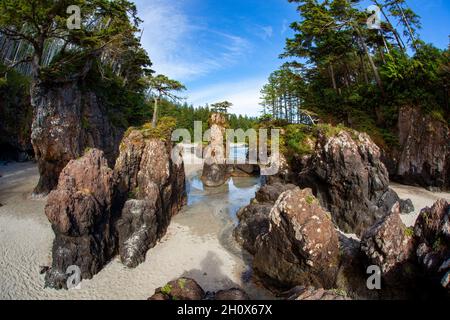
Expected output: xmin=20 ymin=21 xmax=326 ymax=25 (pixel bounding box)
xmin=260 ymin=0 xmax=449 ymax=149
xmin=0 ymin=0 xmax=256 ymax=145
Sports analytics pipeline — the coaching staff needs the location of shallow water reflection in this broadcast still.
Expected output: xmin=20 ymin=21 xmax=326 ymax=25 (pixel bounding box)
xmin=186 ymin=174 xmax=261 ymax=224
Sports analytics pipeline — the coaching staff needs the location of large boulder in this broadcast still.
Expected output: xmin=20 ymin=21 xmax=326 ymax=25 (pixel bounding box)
xmin=359 ymin=200 xmax=450 ymax=299
xmin=387 ymin=106 xmax=450 ymax=191
xmin=297 ymin=130 xmax=401 ymax=236
xmin=414 ymin=199 xmax=450 ymax=290
xmin=253 ymin=188 xmax=340 ymax=289
xmin=31 ymin=81 xmax=122 ymax=195
xmin=234 ymin=182 xmax=297 ymax=254
xmin=149 ymin=278 xmax=205 ymax=301
xmin=235 ymin=203 xmax=272 ymax=255
xmin=44 ymin=149 xmax=115 ymax=289
xmin=148 ymin=278 xmax=250 ymax=301
xmin=335 ymin=234 xmax=380 ymax=300
xmin=114 ymin=129 xmax=187 ymax=268
xmin=214 ymin=288 xmax=250 ymax=300
xmin=361 ymin=203 xmax=415 ymax=276
xmin=255 ymin=182 xmax=298 ymax=203
xmin=285 ymin=286 xmax=350 ymax=300
xmin=231 ymin=163 xmax=260 ymax=177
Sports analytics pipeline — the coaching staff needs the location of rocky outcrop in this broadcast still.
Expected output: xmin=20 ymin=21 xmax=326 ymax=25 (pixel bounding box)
xmin=284 ymin=286 xmax=350 ymax=300
xmin=149 ymin=278 xmax=205 ymax=300
xmin=235 ymin=203 xmax=272 ymax=255
xmin=231 ymin=164 xmax=260 ymax=177
xmin=357 ymin=200 xmax=450 ymax=299
xmin=31 ymin=81 xmax=122 ymax=195
xmin=201 ymin=113 xmax=231 ymax=187
xmin=114 ymin=130 xmax=187 ymax=268
xmin=214 ymin=288 xmax=250 ymax=300
xmin=361 ymin=203 xmax=415 ymax=275
xmin=335 ymin=234 xmax=380 ymax=300
xmin=44 ymin=125 xmax=187 ymax=288
xmin=297 ymin=130 xmax=404 ymax=236
xmin=234 ymin=182 xmax=297 ymax=255
xmin=44 ymin=149 xmax=115 ymax=289
xmin=148 ymin=278 xmax=250 ymax=300
xmin=414 ymin=199 xmax=450 ymax=290
xmin=376 ymin=188 xmax=415 ymax=215
xmin=387 ymin=106 xmax=450 ymax=191
xmin=253 ymin=188 xmax=340 ymax=289
xmin=255 ymin=182 xmax=298 ymax=203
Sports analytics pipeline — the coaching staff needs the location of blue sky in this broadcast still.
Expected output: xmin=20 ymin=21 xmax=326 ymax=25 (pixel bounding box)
xmin=135 ymin=0 xmax=450 ymax=117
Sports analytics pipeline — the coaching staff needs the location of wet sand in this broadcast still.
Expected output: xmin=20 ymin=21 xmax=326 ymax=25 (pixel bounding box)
xmin=0 ymin=157 xmax=273 ymax=300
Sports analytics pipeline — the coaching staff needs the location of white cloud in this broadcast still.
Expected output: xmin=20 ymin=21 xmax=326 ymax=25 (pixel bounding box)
xmin=262 ymin=26 xmax=273 ymax=39
xmin=187 ymin=77 xmax=267 ymax=117
xmin=281 ymin=19 xmax=289 ymax=34
xmin=138 ymin=0 xmax=251 ymax=81
xmin=250 ymin=25 xmax=274 ymax=40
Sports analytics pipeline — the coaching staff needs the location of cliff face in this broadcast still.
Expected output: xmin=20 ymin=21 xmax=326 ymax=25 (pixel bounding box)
xmin=31 ymin=81 xmax=123 ymax=195
xmin=386 ymin=106 xmax=450 ymax=191
xmin=0 ymin=79 xmax=33 ymax=162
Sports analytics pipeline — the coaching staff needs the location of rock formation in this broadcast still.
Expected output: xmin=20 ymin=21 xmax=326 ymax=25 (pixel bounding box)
xmin=252 ymin=188 xmax=340 ymax=289
xmin=335 ymin=233 xmax=380 ymax=300
xmin=149 ymin=278 xmax=205 ymax=300
xmin=357 ymin=199 xmax=450 ymax=298
xmin=44 ymin=149 xmax=115 ymax=289
xmin=232 ymin=164 xmax=260 ymax=177
xmin=386 ymin=106 xmax=450 ymax=191
xmin=214 ymin=288 xmax=250 ymax=300
xmin=201 ymin=113 xmax=231 ymax=187
xmin=296 ymin=130 xmax=406 ymax=236
xmin=361 ymin=203 xmax=415 ymax=276
xmin=44 ymin=125 xmax=187 ymax=287
xmin=148 ymin=278 xmax=250 ymax=300
xmin=414 ymin=199 xmax=450 ymax=291
xmin=284 ymin=286 xmax=350 ymax=300
xmin=114 ymin=129 xmax=187 ymax=268
xmin=234 ymin=182 xmax=297 ymax=255
xmin=31 ymin=82 xmax=122 ymax=195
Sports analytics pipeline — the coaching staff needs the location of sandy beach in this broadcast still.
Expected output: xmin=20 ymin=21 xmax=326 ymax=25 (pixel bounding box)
xmin=0 ymin=157 xmax=449 ymax=300
xmin=0 ymin=153 xmax=272 ymax=300
xmin=391 ymin=183 xmax=450 ymax=227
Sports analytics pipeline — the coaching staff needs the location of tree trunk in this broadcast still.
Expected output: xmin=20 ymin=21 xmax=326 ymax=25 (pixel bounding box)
xmin=380 ymin=30 xmax=390 ymax=55
xmin=354 ymin=25 xmax=385 ymax=96
xmin=376 ymin=2 xmax=406 ymax=52
xmin=396 ymin=2 xmax=418 ymax=50
xmin=329 ymin=63 xmax=338 ymax=92
xmin=152 ymin=97 xmax=159 ymax=128
xmin=272 ymin=99 xmax=276 ymax=119
xmin=360 ymin=54 xmax=369 ymax=85
xmin=378 ymin=46 xmax=386 ymax=64
xmin=344 ymin=62 xmax=352 ymax=86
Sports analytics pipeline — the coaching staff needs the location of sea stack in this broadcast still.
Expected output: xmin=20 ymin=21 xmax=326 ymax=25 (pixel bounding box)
xmin=201 ymin=113 xmax=231 ymax=187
